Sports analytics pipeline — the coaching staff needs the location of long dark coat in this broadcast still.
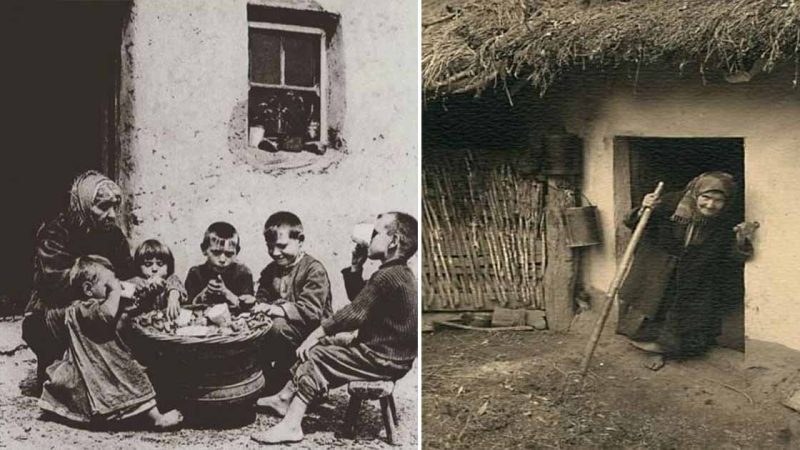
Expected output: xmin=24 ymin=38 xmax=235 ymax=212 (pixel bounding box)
xmin=616 ymin=192 xmax=750 ymax=356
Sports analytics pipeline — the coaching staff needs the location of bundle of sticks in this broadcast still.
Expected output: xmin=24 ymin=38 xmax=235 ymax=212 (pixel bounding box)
xmin=422 ymin=153 xmax=545 ymax=310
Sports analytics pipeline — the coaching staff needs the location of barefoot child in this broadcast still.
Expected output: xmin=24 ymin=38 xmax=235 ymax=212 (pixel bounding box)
xmin=185 ymin=222 xmax=255 ymax=311
xmin=127 ymin=239 xmax=187 ymax=320
xmin=252 ymin=212 xmax=332 ymax=393
xmin=39 ymin=255 xmax=183 ymax=428
xmin=252 ymin=212 xmax=417 ymax=444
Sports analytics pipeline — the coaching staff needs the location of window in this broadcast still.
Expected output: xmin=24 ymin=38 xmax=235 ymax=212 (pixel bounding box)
xmin=248 ymin=22 xmax=327 ymax=153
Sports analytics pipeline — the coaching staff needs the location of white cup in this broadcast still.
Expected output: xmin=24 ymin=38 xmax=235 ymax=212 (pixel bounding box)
xmin=351 ymin=223 xmax=374 ymax=247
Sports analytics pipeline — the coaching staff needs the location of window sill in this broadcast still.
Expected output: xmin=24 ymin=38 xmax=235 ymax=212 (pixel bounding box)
xmin=236 ymin=142 xmax=345 ymax=174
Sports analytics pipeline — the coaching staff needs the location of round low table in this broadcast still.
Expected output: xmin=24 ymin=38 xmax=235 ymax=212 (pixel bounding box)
xmin=128 ymin=322 xmax=271 ymax=427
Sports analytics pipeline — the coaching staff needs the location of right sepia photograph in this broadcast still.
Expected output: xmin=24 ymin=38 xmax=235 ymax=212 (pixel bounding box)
xmin=421 ymin=1 xmax=800 ymax=448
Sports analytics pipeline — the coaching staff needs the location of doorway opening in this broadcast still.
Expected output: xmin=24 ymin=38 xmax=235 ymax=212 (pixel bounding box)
xmin=614 ymin=137 xmax=745 ymax=351
xmin=0 ymin=1 xmax=129 ymax=314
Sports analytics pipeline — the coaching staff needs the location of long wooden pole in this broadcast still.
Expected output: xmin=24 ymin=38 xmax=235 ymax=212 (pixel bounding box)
xmin=579 ymin=181 xmax=665 ymax=376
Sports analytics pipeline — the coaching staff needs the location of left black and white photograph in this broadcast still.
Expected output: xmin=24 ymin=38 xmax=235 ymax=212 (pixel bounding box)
xmin=0 ymin=0 xmax=420 ymax=448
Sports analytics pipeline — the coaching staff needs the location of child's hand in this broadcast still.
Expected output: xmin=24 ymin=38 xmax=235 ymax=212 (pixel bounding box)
xmin=251 ymin=303 xmax=270 ymax=314
xmin=165 ymin=291 xmax=181 ymax=320
xmin=208 ymin=278 xmax=239 ymax=308
xmin=351 ymin=243 xmax=368 ymax=271
xmin=239 ymin=294 xmax=256 ymax=307
xmin=296 ymin=327 xmax=325 ymax=362
xmin=264 ymin=304 xmax=285 ymax=317
xmin=296 ymin=335 xmax=319 ymax=362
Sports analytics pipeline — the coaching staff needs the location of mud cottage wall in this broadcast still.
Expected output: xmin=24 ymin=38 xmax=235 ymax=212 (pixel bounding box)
xmin=560 ymin=69 xmax=800 ymax=354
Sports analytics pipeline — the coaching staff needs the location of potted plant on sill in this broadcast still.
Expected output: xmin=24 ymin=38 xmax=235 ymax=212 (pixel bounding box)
xmin=280 ymin=91 xmax=313 ymax=152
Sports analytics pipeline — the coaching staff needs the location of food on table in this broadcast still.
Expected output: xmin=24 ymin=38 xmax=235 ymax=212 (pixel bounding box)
xmin=135 ymin=306 xmax=272 ymax=336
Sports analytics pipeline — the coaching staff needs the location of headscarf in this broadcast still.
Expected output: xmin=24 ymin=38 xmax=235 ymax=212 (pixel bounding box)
xmin=671 ymin=171 xmax=736 ymax=224
xmin=68 ymin=170 xmax=122 ymax=229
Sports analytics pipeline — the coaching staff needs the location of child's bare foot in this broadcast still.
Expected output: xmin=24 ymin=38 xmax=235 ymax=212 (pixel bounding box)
xmin=251 ymin=420 xmax=303 ymax=444
xmin=256 ymin=394 xmax=290 ymax=417
xmin=147 ymin=407 xmax=183 ymax=430
xmin=643 ymin=353 xmax=666 ymax=371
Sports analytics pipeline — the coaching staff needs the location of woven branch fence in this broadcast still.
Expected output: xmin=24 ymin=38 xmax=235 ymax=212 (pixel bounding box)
xmin=423 ymin=152 xmax=546 ymax=311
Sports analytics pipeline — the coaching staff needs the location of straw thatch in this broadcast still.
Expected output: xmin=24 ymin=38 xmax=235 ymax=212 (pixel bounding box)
xmin=423 ymin=0 xmax=800 ymax=96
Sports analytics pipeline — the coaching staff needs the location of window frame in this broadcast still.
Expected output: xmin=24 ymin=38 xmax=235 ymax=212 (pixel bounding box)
xmin=248 ymin=21 xmax=328 ymax=146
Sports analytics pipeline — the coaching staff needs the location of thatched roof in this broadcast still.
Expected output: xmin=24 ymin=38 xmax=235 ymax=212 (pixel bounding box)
xmin=422 ymin=0 xmax=800 ymax=97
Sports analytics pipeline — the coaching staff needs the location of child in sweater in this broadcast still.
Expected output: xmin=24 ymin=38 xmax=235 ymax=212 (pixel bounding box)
xmin=39 ymin=255 xmax=182 ymax=428
xmin=251 ymin=212 xmax=418 ymax=444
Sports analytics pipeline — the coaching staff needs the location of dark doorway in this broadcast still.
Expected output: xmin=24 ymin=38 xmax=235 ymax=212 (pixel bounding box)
xmin=0 ymin=1 xmax=128 ymax=313
xmin=626 ymin=137 xmax=745 ymax=351
xmin=628 ymin=138 xmax=744 ymax=218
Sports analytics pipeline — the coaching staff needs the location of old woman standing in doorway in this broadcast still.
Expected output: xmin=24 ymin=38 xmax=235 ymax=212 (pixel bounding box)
xmin=22 ymin=170 xmax=134 ymax=391
xmin=617 ymin=171 xmax=759 ymax=370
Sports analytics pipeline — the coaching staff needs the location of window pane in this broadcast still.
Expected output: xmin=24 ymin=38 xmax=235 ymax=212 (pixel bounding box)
xmin=249 ymin=29 xmax=280 ymax=84
xmin=249 ymin=87 xmax=320 ymax=140
xmin=284 ymin=32 xmax=318 ymax=87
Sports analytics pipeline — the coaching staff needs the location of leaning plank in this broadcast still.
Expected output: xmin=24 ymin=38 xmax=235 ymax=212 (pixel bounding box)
xmin=543 ymin=177 xmax=576 ymax=332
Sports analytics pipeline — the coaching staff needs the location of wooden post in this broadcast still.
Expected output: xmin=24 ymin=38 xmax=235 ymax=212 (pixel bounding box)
xmin=543 ymin=177 xmax=577 ymax=332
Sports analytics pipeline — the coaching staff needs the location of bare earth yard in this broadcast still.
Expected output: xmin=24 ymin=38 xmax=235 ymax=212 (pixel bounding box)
xmin=0 ymin=318 xmax=418 ymax=449
xmin=423 ymin=326 xmax=800 ymax=449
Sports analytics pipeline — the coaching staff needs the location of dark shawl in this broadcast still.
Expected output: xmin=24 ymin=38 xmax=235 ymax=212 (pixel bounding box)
xmin=27 ymin=213 xmax=133 ymax=315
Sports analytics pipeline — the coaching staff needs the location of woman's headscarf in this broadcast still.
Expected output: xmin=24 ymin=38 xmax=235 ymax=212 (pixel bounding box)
xmin=68 ymin=170 xmax=122 ymax=229
xmin=671 ymin=171 xmax=736 ymax=224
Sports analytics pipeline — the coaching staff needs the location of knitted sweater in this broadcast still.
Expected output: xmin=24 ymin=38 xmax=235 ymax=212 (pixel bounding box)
xmin=322 ymin=260 xmax=417 ymax=363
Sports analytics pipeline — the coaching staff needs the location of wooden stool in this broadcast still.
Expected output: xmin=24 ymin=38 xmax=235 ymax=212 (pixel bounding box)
xmin=344 ymin=380 xmax=399 ymax=445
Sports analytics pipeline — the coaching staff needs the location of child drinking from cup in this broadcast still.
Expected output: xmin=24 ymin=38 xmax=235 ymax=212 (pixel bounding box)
xmin=252 ymin=212 xmax=418 ymax=444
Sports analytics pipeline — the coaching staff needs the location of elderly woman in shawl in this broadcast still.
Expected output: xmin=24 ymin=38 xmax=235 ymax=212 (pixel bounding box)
xmin=617 ymin=171 xmax=759 ymax=370
xmin=22 ymin=170 xmax=134 ymax=391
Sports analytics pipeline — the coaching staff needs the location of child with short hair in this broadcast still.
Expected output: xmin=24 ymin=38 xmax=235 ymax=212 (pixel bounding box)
xmin=185 ymin=221 xmax=255 ymax=311
xmin=39 ymin=255 xmax=183 ymax=429
xmin=253 ymin=212 xmax=333 ymax=392
xmin=127 ymin=239 xmax=186 ymax=319
xmin=252 ymin=212 xmax=418 ymax=445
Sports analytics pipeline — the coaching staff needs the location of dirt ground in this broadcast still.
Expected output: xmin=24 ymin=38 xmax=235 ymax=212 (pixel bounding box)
xmin=0 ymin=318 xmax=418 ymax=449
xmin=422 ymin=325 xmax=800 ymax=449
